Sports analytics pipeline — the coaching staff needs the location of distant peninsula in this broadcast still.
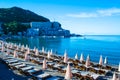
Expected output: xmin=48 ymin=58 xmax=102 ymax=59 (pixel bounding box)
xmin=0 ymin=7 xmax=81 ymax=38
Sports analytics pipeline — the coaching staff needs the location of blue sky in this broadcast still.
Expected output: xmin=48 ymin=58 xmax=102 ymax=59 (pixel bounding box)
xmin=1 ymin=0 xmax=120 ymax=35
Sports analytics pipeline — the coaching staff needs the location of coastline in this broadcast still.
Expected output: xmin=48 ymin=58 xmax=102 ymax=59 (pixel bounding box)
xmin=0 ymin=40 xmax=120 ymax=80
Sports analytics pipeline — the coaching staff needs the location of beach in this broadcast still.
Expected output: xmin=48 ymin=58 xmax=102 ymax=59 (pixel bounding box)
xmin=0 ymin=40 xmax=120 ymax=80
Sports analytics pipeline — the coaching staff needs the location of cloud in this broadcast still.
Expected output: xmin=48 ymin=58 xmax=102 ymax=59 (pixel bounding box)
xmin=67 ymin=8 xmax=120 ymax=18
xmin=97 ymin=8 xmax=120 ymax=16
xmin=67 ymin=13 xmax=98 ymax=18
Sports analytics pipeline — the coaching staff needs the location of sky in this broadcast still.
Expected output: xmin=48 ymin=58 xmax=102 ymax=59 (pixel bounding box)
xmin=1 ymin=0 xmax=120 ymax=35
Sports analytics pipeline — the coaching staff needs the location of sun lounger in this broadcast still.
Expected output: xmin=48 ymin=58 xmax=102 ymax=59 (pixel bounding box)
xmin=3 ymin=56 xmax=13 ymax=60
xmin=9 ymin=63 xmax=24 ymax=70
xmin=47 ymin=62 xmax=54 ymax=66
xmin=5 ymin=58 xmax=15 ymax=61
xmin=6 ymin=59 xmax=18 ymax=64
xmin=72 ymin=69 xmax=80 ymax=73
xmin=26 ymin=68 xmax=42 ymax=75
xmin=15 ymin=64 xmax=27 ymax=69
xmin=36 ymin=73 xmax=51 ymax=79
xmin=20 ymin=66 xmax=34 ymax=71
xmin=91 ymin=74 xmax=100 ymax=80
xmin=9 ymin=62 xmax=22 ymax=66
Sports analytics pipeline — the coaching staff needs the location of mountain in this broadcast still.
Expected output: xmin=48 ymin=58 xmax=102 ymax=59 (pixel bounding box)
xmin=0 ymin=7 xmax=50 ymax=22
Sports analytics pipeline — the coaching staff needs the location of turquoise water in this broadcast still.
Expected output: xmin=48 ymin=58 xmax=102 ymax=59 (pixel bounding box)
xmin=7 ymin=35 xmax=120 ymax=66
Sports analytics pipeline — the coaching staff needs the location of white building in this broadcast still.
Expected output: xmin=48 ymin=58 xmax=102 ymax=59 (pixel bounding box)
xmin=27 ymin=21 xmax=70 ymax=37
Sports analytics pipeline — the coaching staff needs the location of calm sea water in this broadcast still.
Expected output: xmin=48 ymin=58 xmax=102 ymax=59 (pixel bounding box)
xmin=6 ymin=35 xmax=120 ymax=66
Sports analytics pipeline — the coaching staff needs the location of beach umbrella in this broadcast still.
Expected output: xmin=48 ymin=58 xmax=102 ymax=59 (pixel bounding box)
xmin=18 ymin=43 xmax=21 ymax=47
xmin=7 ymin=48 xmax=10 ymax=55
xmin=112 ymin=72 xmax=117 ymax=80
xmin=80 ymin=53 xmax=84 ymax=62
xmin=33 ymin=46 xmax=36 ymax=52
xmin=6 ymin=43 xmax=9 ymax=48
xmin=99 ymin=55 xmax=103 ymax=65
xmin=85 ymin=54 xmax=90 ymax=67
xmin=104 ymin=57 xmax=108 ymax=65
xmin=27 ymin=48 xmax=30 ymax=54
xmin=24 ymin=53 xmax=29 ymax=61
xmin=25 ymin=45 xmax=28 ymax=49
xmin=47 ymin=50 xmax=51 ymax=59
xmin=42 ymin=47 xmax=45 ymax=53
xmin=1 ymin=43 xmax=4 ymax=52
xmin=118 ymin=62 xmax=120 ymax=72
xmin=65 ymin=63 xmax=72 ymax=80
xmin=35 ymin=49 xmax=39 ymax=55
xmin=21 ymin=45 xmax=24 ymax=51
xmin=75 ymin=53 xmax=78 ymax=59
xmin=10 ymin=43 xmax=13 ymax=49
xmin=64 ymin=50 xmax=68 ymax=63
xmin=14 ymin=43 xmax=17 ymax=47
xmin=50 ymin=49 xmax=53 ymax=55
xmin=43 ymin=58 xmax=47 ymax=70
xmin=16 ymin=46 xmax=19 ymax=50
xmin=13 ymin=50 xmax=17 ymax=58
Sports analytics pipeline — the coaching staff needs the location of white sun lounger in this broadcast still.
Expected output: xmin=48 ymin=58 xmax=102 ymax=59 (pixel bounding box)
xmin=6 ymin=59 xmax=18 ymax=63
xmin=15 ymin=64 xmax=26 ymax=69
xmin=20 ymin=66 xmax=34 ymax=71
xmin=9 ymin=62 xmax=22 ymax=66
xmin=37 ymin=73 xmax=51 ymax=79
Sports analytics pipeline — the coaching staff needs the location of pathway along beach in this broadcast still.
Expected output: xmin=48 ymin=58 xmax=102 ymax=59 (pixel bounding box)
xmin=0 ymin=40 xmax=120 ymax=80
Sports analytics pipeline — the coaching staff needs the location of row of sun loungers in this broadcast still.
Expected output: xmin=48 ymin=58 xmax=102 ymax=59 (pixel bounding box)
xmin=0 ymin=41 xmax=119 ymax=80
xmin=1 ymin=50 xmax=115 ymax=80
xmin=0 ymin=55 xmax=65 ymax=80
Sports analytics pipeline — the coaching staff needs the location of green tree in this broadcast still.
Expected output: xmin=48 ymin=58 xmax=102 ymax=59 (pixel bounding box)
xmin=2 ymin=21 xmax=30 ymax=35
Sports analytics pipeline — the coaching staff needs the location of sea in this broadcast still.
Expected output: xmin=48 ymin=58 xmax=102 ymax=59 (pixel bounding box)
xmin=6 ymin=35 xmax=120 ymax=66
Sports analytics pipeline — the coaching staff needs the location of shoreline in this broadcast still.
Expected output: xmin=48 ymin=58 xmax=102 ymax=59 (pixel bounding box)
xmin=1 ymin=36 xmax=119 ymax=66
xmin=0 ymin=40 xmax=120 ymax=80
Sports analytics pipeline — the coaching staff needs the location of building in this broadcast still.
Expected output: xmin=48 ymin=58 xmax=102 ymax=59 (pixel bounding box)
xmin=27 ymin=21 xmax=70 ymax=37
